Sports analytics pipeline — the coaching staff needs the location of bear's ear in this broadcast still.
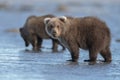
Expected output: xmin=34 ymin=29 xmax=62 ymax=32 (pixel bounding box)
xmin=58 ymin=16 xmax=67 ymax=23
xmin=44 ymin=18 xmax=51 ymax=24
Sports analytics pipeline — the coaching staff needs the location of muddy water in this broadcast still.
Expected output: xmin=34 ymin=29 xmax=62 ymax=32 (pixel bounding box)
xmin=0 ymin=0 xmax=120 ymax=80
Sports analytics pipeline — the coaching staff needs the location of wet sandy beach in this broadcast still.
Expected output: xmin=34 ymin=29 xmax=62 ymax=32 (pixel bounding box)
xmin=0 ymin=0 xmax=120 ymax=80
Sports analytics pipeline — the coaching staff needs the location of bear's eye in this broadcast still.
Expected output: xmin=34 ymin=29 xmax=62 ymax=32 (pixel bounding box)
xmin=49 ymin=25 xmax=53 ymax=28
xmin=57 ymin=25 xmax=60 ymax=29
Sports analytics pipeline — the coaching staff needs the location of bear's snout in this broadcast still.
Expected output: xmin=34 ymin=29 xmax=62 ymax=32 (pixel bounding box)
xmin=52 ymin=30 xmax=57 ymax=37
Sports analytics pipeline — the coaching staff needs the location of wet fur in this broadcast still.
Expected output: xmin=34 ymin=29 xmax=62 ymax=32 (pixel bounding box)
xmin=45 ymin=16 xmax=112 ymax=64
xmin=19 ymin=14 xmax=65 ymax=52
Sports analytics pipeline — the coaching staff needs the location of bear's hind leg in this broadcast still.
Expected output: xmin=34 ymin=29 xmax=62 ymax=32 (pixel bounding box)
xmin=37 ymin=37 xmax=43 ymax=49
xmin=100 ymin=47 xmax=112 ymax=63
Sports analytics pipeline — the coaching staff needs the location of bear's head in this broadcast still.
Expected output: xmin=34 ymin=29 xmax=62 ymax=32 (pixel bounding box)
xmin=44 ymin=16 xmax=67 ymax=39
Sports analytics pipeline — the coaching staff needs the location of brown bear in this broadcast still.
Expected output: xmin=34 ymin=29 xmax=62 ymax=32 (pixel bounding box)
xmin=44 ymin=16 xmax=112 ymax=64
xmin=19 ymin=14 xmax=65 ymax=52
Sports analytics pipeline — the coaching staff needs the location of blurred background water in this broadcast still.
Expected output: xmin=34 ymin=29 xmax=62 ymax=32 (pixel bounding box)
xmin=0 ymin=0 xmax=120 ymax=80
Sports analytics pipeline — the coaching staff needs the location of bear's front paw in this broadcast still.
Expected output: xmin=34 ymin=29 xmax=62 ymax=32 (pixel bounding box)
xmin=32 ymin=47 xmax=41 ymax=52
xmin=84 ymin=59 xmax=96 ymax=65
xmin=67 ymin=59 xmax=78 ymax=62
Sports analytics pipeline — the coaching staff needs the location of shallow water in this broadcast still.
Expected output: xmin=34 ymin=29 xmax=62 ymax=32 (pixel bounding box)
xmin=0 ymin=0 xmax=120 ymax=80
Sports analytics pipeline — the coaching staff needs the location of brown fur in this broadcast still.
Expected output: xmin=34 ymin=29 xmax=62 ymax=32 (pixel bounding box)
xmin=44 ymin=16 xmax=112 ymax=64
xmin=19 ymin=14 xmax=65 ymax=52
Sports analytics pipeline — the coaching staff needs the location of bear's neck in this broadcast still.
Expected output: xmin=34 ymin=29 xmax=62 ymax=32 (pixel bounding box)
xmin=61 ymin=19 xmax=79 ymax=42
xmin=58 ymin=36 xmax=71 ymax=51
